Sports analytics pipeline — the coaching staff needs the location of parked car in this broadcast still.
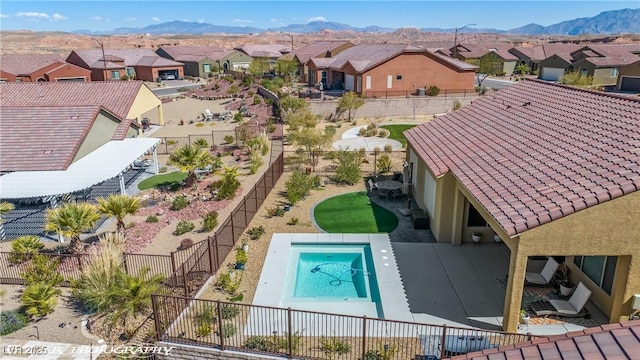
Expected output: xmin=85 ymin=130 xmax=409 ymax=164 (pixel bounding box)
xmin=162 ymin=74 xmax=176 ymax=80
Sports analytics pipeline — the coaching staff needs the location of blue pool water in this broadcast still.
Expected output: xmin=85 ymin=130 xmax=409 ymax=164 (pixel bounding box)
xmin=294 ymin=252 xmax=368 ymax=298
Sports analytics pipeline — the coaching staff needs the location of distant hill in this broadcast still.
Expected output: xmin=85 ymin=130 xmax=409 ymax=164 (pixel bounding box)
xmin=72 ymin=8 xmax=639 ymax=36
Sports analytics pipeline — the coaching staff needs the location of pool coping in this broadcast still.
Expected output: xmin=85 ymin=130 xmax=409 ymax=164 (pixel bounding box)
xmin=253 ymin=233 xmax=413 ymax=322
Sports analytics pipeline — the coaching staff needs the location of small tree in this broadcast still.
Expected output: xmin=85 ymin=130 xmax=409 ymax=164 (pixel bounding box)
xmin=22 ymin=282 xmax=60 ymax=318
xmin=515 ymin=63 xmax=531 ymax=78
xmin=275 ymin=59 xmax=298 ymax=85
xmin=285 ymin=170 xmax=316 ymax=205
xmin=248 ymin=59 xmax=269 ymax=84
xmin=45 ymin=202 xmax=101 ymax=252
xmin=473 ymin=52 xmax=503 ymax=90
xmin=333 ymin=150 xmax=363 ymax=185
xmin=212 ymin=165 xmax=240 ymax=200
xmin=9 ymin=235 xmax=44 ymax=264
xmin=561 ymin=71 xmax=594 ymax=86
xmin=96 ymin=194 xmax=140 ymax=234
xmin=169 ymin=144 xmax=214 ymax=187
xmin=336 ymin=91 xmax=365 ymax=122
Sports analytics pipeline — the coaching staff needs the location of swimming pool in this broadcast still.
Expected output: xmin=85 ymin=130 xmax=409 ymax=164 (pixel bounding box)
xmin=253 ymin=233 xmax=410 ymax=321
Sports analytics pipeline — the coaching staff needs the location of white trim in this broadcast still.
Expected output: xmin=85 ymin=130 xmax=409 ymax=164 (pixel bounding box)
xmin=0 ymin=138 xmax=160 ymax=199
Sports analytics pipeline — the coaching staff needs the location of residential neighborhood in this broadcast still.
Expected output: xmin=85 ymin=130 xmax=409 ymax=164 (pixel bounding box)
xmin=1 ymin=5 xmax=639 ymax=360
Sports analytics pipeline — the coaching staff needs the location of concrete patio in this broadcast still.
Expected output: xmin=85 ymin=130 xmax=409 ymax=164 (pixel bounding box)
xmin=366 ymin=189 xmax=609 ymax=336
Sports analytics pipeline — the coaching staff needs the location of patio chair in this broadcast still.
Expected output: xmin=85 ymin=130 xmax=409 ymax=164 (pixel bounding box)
xmin=390 ymin=188 xmax=405 ymax=200
xmin=378 ymin=188 xmax=390 ymax=199
xmin=525 ymin=257 xmax=559 ymax=286
xmin=529 ymin=282 xmax=592 ymax=318
xmin=367 ymin=179 xmax=378 ymax=193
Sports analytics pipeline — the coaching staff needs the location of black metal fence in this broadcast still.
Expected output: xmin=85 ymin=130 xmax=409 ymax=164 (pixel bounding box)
xmin=361 ymin=89 xmax=476 ymax=99
xmin=152 ymin=295 xmax=535 ymax=359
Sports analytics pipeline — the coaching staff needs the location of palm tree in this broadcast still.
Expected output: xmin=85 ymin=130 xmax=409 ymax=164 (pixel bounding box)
xmin=515 ymin=63 xmax=531 ymax=79
xmin=96 ymin=194 xmax=141 ymax=234
xmin=169 ymin=144 xmax=214 ymax=187
xmin=113 ymin=267 xmax=164 ymax=328
xmin=22 ymin=282 xmax=60 ymax=318
xmin=44 ymin=202 xmax=101 ymax=253
xmin=0 ymin=201 xmax=14 ymax=217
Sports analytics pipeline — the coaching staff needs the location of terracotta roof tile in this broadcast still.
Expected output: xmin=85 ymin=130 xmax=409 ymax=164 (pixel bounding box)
xmin=0 ymin=106 xmax=101 ymax=171
xmin=0 ymin=81 xmax=145 ymax=120
xmin=0 ymin=54 xmax=63 ymax=75
xmin=235 ymin=44 xmax=289 ymax=58
xmin=284 ymin=41 xmax=353 ymax=63
xmin=69 ymin=49 xmax=183 ymax=69
xmin=157 ymin=45 xmax=225 ymax=60
xmin=405 ymin=80 xmax=640 ymax=236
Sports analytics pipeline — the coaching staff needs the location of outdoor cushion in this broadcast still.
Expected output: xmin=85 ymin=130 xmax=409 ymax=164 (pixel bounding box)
xmin=549 ymin=282 xmax=591 ymax=315
xmin=525 ymin=257 xmax=559 ymax=285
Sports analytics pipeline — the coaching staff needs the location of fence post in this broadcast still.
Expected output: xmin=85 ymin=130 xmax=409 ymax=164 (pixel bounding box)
xmin=216 ymin=301 xmax=225 ymax=351
xmin=207 ymin=236 xmax=214 ymax=275
xmin=214 ymin=233 xmax=221 ymax=268
xmin=123 ymin=253 xmax=129 ymax=274
xmin=254 ymin=183 xmax=258 ymax=213
xmin=361 ymin=315 xmax=367 ymax=360
xmin=170 ymin=251 xmax=177 ymax=273
xmin=77 ymin=254 xmax=83 ymax=272
xmin=151 ymin=294 xmax=162 ymax=341
xmin=230 ymin=212 xmax=235 ymax=243
xmin=440 ymin=324 xmax=447 ymax=360
xmin=182 ymin=265 xmax=188 ymax=297
xmin=287 ymin=307 xmax=293 ymax=359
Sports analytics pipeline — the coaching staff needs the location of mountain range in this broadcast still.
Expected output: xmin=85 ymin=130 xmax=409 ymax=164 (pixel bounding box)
xmin=74 ymin=8 xmax=639 ymax=36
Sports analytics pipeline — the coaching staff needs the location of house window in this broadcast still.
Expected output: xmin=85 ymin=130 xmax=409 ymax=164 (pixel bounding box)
xmin=15 ymin=79 xmax=22 ymax=83
xmin=580 ymin=67 xmax=588 ymax=76
xmin=111 ymin=71 xmax=120 ymax=80
xmin=573 ymin=256 xmax=617 ymax=295
xmin=203 ymin=63 xmax=211 ymax=73
xmin=396 ymin=75 xmax=403 ymax=81
xmin=125 ymin=67 xmax=135 ymax=77
xmin=610 ymin=68 xmax=619 ymax=77
xmin=466 ymin=203 xmax=488 ymax=227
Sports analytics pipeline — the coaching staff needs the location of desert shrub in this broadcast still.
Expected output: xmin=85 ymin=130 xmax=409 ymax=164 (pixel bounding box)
xmin=247 ymin=90 xmax=255 ymax=96
xmin=158 ymin=166 xmax=168 ymax=173
xmin=287 ymin=217 xmax=299 ymax=225
xmin=244 ymin=336 xmax=272 ymax=351
xmin=224 ymin=135 xmax=235 ymax=144
xmin=358 ymin=127 xmax=367 ymax=136
xmin=426 ymin=85 xmax=440 ymax=96
xmin=195 ymin=123 xmax=204 ymax=127
xmin=247 ymin=226 xmax=265 ymax=240
xmin=365 ymin=129 xmax=377 ymax=137
xmin=384 ymin=144 xmax=393 ymax=153
xmin=228 ymin=292 xmax=244 ymax=302
xmin=171 ymin=195 xmax=189 ymax=211
xmin=265 ymin=98 xmax=274 ymax=105
xmin=0 ymin=310 xmax=28 ymax=335
xmin=146 ymin=215 xmax=159 ymax=223
xmin=221 ymin=323 xmax=236 ymax=338
xmin=333 ymin=150 xmax=363 ymax=185
xmin=167 ymin=140 xmax=177 ymax=145
xmin=320 ymin=337 xmax=351 ymax=356
xmin=228 ymin=85 xmax=239 ymax=95
xmin=377 ymin=129 xmax=386 ymax=137
xmin=20 ymin=253 xmax=64 ymax=287
xmin=202 ymin=211 xmax=219 ymax=232
xmin=253 ymin=96 xmax=262 ymax=105
xmin=215 ymin=272 xmax=231 ymax=290
xmin=220 ymin=303 xmax=241 ymax=320
xmin=196 ymin=323 xmax=212 ymax=337
xmin=249 ymin=151 xmax=264 ymax=174
xmin=174 ymin=221 xmax=194 ymax=236
xmin=235 ymin=248 xmax=247 ymax=267
xmin=22 ymin=282 xmax=60 ymax=318
xmin=233 ymin=112 xmax=243 ymax=122
xmin=285 ymin=170 xmax=316 ymax=205
xmin=9 ymin=235 xmax=44 ymax=264
xmin=376 ymin=154 xmax=393 ymax=174
xmin=179 ymin=238 xmax=194 ymax=250
xmin=215 ymin=272 xmax=242 ymax=295
xmin=266 ymin=207 xmax=285 ymax=218
xmin=193 ymin=305 xmax=215 ymax=326
xmin=452 ymin=99 xmax=462 ymax=111
xmin=211 ymin=168 xmax=241 ymax=200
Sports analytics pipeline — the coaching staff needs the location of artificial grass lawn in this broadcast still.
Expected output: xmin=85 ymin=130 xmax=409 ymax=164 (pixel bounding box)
xmin=380 ymin=124 xmax=417 ymax=148
xmin=137 ymin=171 xmax=187 ymax=190
xmin=314 ymin=192 xmax=398 ymax=233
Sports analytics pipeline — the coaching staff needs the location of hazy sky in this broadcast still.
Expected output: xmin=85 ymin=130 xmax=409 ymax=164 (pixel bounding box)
xmin=0 ymin=1 xmax=637 ymax=32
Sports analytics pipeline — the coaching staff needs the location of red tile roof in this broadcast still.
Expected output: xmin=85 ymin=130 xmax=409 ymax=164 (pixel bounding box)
xmin=314 ymin=43 xmax=475 ymax=73
xmin=235 ymin=44 xmax=290 ymax=58
xmin=572 ymin=44 xmax=640 ymax=67
xmin=285 ymin=41 xmax=353 ymax=63
xmin=0 ymin=106 xmax=103 ymax=171
xmin=0 ymin=81 xmax=145 ymax=120
xmin=69 ymin=49 xmax=183 ymax=69
xmin=158 ymin=45 xmax=225 ymax=60
xmin=451 ymin=320 xmax=640 ymax=359
xmin=511 ymin=44 xmax=583 ymax=62
xmin=405 ymin=80 xmax=640 ymax=236
xmin=0 ymin=54 xmax=64 ymax=75
xmin=456 ymin=43 xmax=514 ymax=58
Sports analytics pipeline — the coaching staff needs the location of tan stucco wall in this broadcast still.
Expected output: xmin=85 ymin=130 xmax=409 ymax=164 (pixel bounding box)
xmin=127 ymin=85 xmax=163 ymax=125
xmin=592 ymin=67 xmax=618 ymax=86
xmin=73 ymin=111 xmax=119 ymax=162
xmin=538 ymin=55 xmax=571 ymax=70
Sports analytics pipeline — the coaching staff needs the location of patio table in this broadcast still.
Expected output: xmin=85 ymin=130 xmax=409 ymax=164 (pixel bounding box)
xmin=376 ymin=180 xmax=403 ymax=191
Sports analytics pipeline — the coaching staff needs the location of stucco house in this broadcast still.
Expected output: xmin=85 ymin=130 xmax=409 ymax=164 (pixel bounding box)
xmin=451 ymin=43 xmax=517 ymax=74
xmin=279 ymin=41 xmax=354 ymax=82
xmin=156 ymin=45 xmax=224 ymax=78
xmin=569 ymin=44 xmax=640 ymax=87
xmin=404 ymin=79 xmax=640 ymax=332
xmin=509 ymin=44 xmax=582 ymax=74
xmin=0 ymin=54 xmax=91 ymax=83
xmin=306 ymin=43 xmax=476 ymax=96
xmin=617 ymin=59 xmax=640 ymax=93
xmin=66 ymin=49 xmax=184 ymax=82
xmin=234 ymin=44 xmax=290 ymax=71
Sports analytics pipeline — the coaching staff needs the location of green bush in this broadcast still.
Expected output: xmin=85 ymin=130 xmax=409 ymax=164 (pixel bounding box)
xmin=320 ymin=337 xmax=351 ymax=356
xmin=146 ymin=215 xmax=159 ymax=223
xmin=376 ymin=154 xmax=393 ymax=174
xmin=212 ymin=177 xmax=240 ymax=200
xmin=333 ymin=150 xmax=363 ymax=185
xmin=22 ymin=282 xmax=60 ymax=318
xmin=171 ymin=196 xmax=189 ymax=211
xmin=220 ymin=303 xmax=241 ymax=320
xmin=174 ymin=221 xmax=195 ymax=236
xmin=202 ymin=211 xmax=219 ymax=232
xmin=9 ymin=235 xmax=43 ymax=264
xmin=193 ymin=305 xmax=216 ymax=326
xmin=253 ymin=96 xmax=262 ymax=105
xmin=196 ymin=323 xmax=212 ymax=337
xmin=235 ymin=249 xmax=247 ymax=266
xmin=324 ymin=126 xmax=336 ymax=136
xmin=233 ymin=112 xmax=243 ymax=122
xmin=247 ymin=226 xmax=265 ymax=240
xmin=20 ymin=253 xmax=63 ymax=287
xmin=426 ymin=85 xmax=440 ymax=96
xmin=195 ymin=123 xmax=204 ymax=127
xmin=285 ymin=170 xmax=316 ymax=205
xmin=244 ymin=336 xmax=272 ymax=351
xmin=221 ymin=323 xmax=236 ymax=338
xmin=452 ymin=99 xmax=462 ymax=111
xmin=224 ymin=135 xmax=235 ymax=144
xmin=266 ymin=207 xmax=285 ymax=218
xmin=0 ymin=310 xmax=28 ymax=335
xmin=159 ymin=166 xmax=168 ymax=173
xmin=384 ymin=144 xmax=393 ymax=153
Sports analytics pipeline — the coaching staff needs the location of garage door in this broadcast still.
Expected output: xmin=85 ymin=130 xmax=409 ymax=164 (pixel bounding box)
xmin=620 ymin=76 xmax=640 ymax=92
xmin=540 ymin=67 xmax=564 ymax=81
xmin=345 ymin=74 xmax=354 ymax=91
xmin=56 ymin=77 xmax=86 ymax=82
